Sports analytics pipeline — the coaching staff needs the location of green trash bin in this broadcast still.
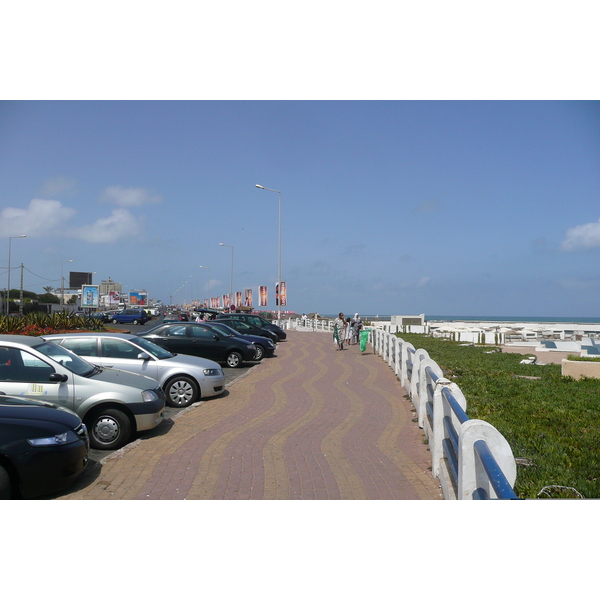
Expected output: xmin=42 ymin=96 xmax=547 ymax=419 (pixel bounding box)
xmin=359 ymin=328 xmax=371 ymax=352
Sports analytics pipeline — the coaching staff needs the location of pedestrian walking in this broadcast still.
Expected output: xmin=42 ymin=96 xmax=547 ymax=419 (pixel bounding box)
xmin=333 ymin=312 xmax=346 ymax=350
xmin=345 ymin=317 xmax=352 ymax=345
xmin=352 ymin=313 xmax=362 ymax=345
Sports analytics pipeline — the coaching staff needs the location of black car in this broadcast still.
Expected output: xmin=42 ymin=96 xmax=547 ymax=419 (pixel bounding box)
xmin=214 ymin=317 xmax=279 ymax=344
xmin=0 ymin=395 xmax=89 ymax=499
xmin=203 ymin=321 xmax=276 ymax=360
xmin=216 ymin=313 xmax=287 ymax=341
xmin=141 ymin=323 xmax=258 ymax=368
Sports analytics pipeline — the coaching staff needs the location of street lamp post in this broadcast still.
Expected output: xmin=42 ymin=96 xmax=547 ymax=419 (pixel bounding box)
xmin=218 ymin=243 xmax=234 ymax=310
xmin=255 ymin=184 xmax=282 ymax=321
xmin=60 ymin=260 xmax=73 ymax=311
xmin=6 ymin=235 xmax=26 ymax=315
xmin=199 ymin=265 xmax=210 ymax=307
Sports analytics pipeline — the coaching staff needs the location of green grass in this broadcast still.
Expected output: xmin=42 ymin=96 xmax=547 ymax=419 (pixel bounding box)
xmin=398 ymin=333 xmax=600 ymax=499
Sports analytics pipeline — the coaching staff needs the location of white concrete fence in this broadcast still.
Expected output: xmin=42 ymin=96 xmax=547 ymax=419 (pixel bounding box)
xmin=279 ymin=318 xmax=519 ymax=500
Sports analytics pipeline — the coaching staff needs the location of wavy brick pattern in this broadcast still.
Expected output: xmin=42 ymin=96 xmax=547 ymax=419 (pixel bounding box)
xmin=58 ymin=331 xmax=441 ymax=500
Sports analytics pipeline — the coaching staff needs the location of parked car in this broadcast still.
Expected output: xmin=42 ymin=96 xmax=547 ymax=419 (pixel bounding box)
xmin=141 ymin=323 xmax=258 ymax=368
xmin=43 ymin=333 xmax=225 ymax=408
xmin=192 ymin=308 xmax=221 ymax=320
xmin=216 ymin=313 xmax=287 ymax=341
xmin=0 ymin=395 xmax=89 ymax=499
xmin=110 ymin=309 xmax=150 ymax=325
xmin=0 ymin=335 xmax=165 ymax=450
xmin=214 ymin=317 xmax=278 ymax=344
xmin=203 ymin=321 xmax=276 ymax=360
xmin=90 ymin=311 xmax=110 ymax=323
xmin=163 ymin=313 xmax=185 ymax=323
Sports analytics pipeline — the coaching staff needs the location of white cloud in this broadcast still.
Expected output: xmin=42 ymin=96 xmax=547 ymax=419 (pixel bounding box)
xmin=560 ymin=219 xmax=600 ymax=251
xmin=0 ymin=199 xmax=76 ymax=238
xmin=100 ymin=185 xmax=163 ymax=207
xmin=67 ymin=209 xmax=142 ymax=243
xmin=415 ymin=276 xmax=431 ymax=287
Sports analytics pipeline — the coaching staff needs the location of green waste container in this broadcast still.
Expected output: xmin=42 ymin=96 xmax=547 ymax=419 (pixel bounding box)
xmin=359 ymin=328 xmax=371 ymax=352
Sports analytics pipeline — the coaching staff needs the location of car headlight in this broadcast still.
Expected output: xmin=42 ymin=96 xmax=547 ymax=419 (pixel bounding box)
xmin=141 ymin=389 xmax=159 ymax=402
xmin=28 ymin=430 xmax=78 ymax=447
xmin=203 ymin=368 xmax=223 ymax=376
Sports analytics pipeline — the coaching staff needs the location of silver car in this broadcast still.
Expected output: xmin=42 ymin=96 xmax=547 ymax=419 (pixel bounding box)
xmin=43 ymin=333 xmax=226 ymax=409
xmin=0 ymin=335 xmax=165 ymax=451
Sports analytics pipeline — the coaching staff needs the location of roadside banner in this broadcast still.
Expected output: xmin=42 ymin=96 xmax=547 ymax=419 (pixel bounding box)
xmin=259 ymin=286 xmax=268 ymax=307
xmin=244 ymin=288 xmax=253 ymax=307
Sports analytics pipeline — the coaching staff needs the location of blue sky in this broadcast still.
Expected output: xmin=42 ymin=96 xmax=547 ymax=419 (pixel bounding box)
xmin=1 ymin=100 xmax=599 ymax=317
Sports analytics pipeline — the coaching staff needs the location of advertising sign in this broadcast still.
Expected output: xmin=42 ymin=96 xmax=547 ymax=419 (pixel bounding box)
xmin=244 ymin=288 xmax=253 ymax=307
xmin=129 ymin=291 xmax=147 ymax=305
xmin=81 ymin=285 xmax=99 ymax=309
xmin=108 ymin=291 xmax=120 ymax=306
xmin=280 ymin=281 xmax=287 ymax=306
xmin=69 ymin=271 xmax=93 ymax=288
xmin=259 ymin=286 xmax=268 ymax=307
xmin=235 ymin=291 xmax=242 ymax=307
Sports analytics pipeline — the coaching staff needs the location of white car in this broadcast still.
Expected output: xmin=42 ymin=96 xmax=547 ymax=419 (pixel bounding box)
xmin=0 ymin=335 xmax=165 ymax=450
xmin=43 ymin=333 xmax=226 ymax=409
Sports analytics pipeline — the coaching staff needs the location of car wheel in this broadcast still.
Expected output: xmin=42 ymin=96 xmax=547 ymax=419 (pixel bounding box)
xmin=226 ymin=351 xmax=243 ymax=368
xmin=87 ymin=408 xmax=132 ymax=450
xmin=254 ymin=345 xmax=264 ymax=361
xmin=0 ymin=464 xmax=13 ymax=500
xmin=132 ymin=319 xmax=140 ymax=325
xmin=165 ymin=376 xmax=198 ymax=408
xmin=112 ymin=318 xmax=118 ymax=324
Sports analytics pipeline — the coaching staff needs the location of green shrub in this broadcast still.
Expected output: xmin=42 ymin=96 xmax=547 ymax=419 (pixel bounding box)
xmin=0 ymin=311 xmax=105 ymax=335
xmin=398 ymin=333 xmax=600 ymax=499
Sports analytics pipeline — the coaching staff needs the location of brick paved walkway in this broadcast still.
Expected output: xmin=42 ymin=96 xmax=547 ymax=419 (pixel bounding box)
xmin=57 ymin=330 xmax=442 ymax=500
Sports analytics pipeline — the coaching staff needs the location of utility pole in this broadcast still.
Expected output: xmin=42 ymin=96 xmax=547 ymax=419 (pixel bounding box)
xmin=19 ymin=263 xmax=24 ymax=316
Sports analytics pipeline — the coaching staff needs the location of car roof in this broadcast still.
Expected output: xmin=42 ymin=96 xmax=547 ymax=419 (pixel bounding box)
xmin=0 ymin=334 xmax=45 ymax=347
xmin=44 ymin=332 xmax=138 ymax=340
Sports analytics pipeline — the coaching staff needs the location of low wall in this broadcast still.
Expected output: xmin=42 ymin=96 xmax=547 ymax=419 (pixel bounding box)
xmin=561 ymin=359 xmax=600 ymax=380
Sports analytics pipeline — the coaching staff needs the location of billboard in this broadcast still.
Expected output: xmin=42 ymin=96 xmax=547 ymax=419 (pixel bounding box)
xmin=235 ymin=291 xmax=242 ymax=307
xmin=129 ymin=291 xmax=147 ymax=305
xmin=69 ymin=272 xmax=93 ymax=288
xmin=81 ymin=285 xmax=99 ymax=309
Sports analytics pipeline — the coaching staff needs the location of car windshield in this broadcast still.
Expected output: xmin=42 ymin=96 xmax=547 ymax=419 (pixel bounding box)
xmin=34 ymin=341 xmax=99 ymax=377
xmin=209 ymin=323 xmax=238 ymax=337
xmin=131 ymin=336 xmax=175 ymax=359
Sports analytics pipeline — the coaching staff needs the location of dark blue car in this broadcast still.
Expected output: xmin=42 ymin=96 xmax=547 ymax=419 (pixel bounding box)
xmin=0 ymin=395 xmax=89 ymax=499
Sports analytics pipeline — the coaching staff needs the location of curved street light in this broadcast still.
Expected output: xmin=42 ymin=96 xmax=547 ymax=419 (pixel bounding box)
xmin=255 ymin=184 xmax=282 ymax=320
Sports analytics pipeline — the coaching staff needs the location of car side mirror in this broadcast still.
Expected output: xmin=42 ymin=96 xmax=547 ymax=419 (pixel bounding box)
xmin=213 ymin=334 xmax=220 ymax=341
xmin=138 ymin=353 xmax=151 ymax=361
xmin=49 ymin=373 xmax=68 ymax=383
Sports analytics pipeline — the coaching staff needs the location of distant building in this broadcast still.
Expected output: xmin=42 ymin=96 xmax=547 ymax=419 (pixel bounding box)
xmin=99 ymin=278 xmax=122 ymax=308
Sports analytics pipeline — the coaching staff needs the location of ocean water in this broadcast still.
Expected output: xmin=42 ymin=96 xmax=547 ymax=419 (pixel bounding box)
xmin=328 ymin=315 xmax=600 ymax=324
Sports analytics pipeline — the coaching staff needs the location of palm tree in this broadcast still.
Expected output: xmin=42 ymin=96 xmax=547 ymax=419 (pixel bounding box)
xmin=43 ymin=286 xmax=55 ymax=294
